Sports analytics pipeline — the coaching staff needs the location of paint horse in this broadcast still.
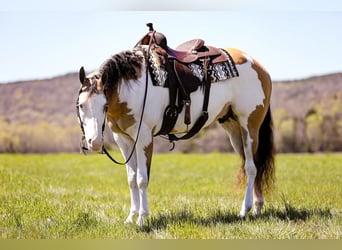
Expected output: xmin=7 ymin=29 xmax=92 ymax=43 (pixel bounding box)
xmin=76 ymin=33 xmax=275 ymax=226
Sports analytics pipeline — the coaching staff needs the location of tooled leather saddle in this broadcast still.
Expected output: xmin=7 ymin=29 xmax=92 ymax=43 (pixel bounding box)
xmin=135 ymin=23 xmax=238 ymax=142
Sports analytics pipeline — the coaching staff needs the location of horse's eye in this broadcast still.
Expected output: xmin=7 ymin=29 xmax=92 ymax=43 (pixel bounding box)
xmin=79 ymin=104 xmax=84 ymax=109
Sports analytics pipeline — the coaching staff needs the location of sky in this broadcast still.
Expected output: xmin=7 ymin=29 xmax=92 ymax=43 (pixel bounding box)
xmin=0 ymin=0 xmax=342 ymax=83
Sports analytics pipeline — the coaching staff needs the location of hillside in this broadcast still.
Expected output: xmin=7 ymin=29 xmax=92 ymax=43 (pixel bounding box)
xmin=271 ymin=73 xmax=342 ymax=152
xmin=0 ymin=72 xmax=341 ymax=153
xmin=0 ymin=73 xmax=79 ymax=125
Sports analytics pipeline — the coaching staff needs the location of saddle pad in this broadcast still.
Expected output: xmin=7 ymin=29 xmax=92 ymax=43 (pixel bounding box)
xmin=145 ymin=46 xmax=239 ymax=87
xmin=188 ymin=49 xmax=239 ymax=83
xmin=147 ymin=45 xmax=168 ymax=86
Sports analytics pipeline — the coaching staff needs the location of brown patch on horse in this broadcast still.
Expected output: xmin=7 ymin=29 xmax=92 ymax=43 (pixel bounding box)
xmin=247 ymin=104 xmax=265 ymax=153
xmin=226 ymin=48 xmax=248 ymax=65
xmin=144 ymin=142 xmax=153 ymax=181
xmin=251 ymin=59 xmax=272 ymax=102
xmin=247 ymin=59 xmax=275 ymax=194
xmin=247 ymin=58 xmax=272 ymax=153
xmin=106 ymin=91 xmax=136 ymax=133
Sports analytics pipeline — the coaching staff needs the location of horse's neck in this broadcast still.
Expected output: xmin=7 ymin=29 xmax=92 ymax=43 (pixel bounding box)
xmin=117 ymin=69 xmax=150 ymax=103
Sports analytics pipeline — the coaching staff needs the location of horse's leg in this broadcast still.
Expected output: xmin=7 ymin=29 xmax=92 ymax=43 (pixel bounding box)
xmin=113 ymin=133 xmax=139 ymax=224
xmin=239 ymin=105 xmax=271 ymax=217
xmin=135 ymin=128 xmax=153 ymax=226
xmin=238 ymin=117 xmax=258 ymax=218
xmin=250 ymin=107 xmax=272 ymax=216
xmin=220 ymin=112 xmax=257 ymax=217
xmin=222 ymin=117 xmax=258 ymax=217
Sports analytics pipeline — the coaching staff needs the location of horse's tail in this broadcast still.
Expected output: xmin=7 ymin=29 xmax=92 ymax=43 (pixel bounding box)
xmin=254 ymin=107 xmax=276 ymax=194
xmin=236 ymin=107 xmax=276 ymax=193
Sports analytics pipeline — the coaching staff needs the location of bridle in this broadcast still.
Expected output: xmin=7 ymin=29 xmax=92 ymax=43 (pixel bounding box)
xmin=76 ymin=30 xmax=155 ymax=165
xmin=76 ymin=83 xmax=108 ymax=155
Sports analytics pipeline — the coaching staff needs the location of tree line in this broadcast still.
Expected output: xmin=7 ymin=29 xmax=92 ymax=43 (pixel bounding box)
xmin=0 ymin=108 xmax=341 ymax=154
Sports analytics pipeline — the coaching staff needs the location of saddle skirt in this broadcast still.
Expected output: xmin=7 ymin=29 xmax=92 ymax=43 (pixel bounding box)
xmin=141 ymin=44 xmax=239 ymax=88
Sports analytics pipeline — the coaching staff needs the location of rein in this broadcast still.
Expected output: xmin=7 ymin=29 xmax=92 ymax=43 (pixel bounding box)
xmin=100 ymin=31 xmax=155 ymax=165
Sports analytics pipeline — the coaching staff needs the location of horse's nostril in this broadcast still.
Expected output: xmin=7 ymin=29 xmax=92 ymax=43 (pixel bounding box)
xmin=88 ymin=139 xmax=92 ymax=144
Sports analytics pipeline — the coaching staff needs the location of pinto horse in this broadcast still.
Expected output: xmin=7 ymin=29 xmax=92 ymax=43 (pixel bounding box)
xmin=76 ymin=45 xmax=275 ymax=226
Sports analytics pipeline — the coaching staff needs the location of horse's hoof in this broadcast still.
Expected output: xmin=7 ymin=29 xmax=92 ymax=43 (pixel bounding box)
xmin=252 ymin=208 xmax=262 ymax=217
xmin=124 ymin=214 xmax=135 ymax=224
xmin=252 ymin=201 xmax=263 ymax=216
xmin=239 ymin=211 xmax=247 ymax=218
xmin=136 ymin=215 xmax=146 ymax=227
xmin=239 ymin=204 xmax=252 ymax=218
xmin=124 ymin=219 xmax=133 ymax=225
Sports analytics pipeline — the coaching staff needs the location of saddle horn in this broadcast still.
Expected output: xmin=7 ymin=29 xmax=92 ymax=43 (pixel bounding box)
xmin=146 ymin=23 xmax=154 ymax=31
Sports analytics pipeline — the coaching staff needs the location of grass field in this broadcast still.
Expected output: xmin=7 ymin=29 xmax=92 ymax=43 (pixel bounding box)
xmin=0 ymin=153 xmax=341 ymax=239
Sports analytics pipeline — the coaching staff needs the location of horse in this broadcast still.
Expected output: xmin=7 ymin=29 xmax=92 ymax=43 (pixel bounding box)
xmin=76 ymin=44 xmax=275 ymax=226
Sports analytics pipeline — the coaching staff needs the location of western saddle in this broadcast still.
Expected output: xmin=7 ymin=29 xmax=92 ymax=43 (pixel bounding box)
xmin=135 ymin=23 xmax=231 ymax=142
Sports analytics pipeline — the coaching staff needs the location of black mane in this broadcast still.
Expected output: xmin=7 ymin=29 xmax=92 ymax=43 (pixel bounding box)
xmin=100 ymin=49 xmax=145 ymax=97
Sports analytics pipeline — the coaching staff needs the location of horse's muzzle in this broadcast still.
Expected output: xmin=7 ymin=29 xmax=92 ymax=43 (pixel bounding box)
xmin=80 ymin=136 xmax=104 ymax=154
xmin=87 ymin=138 xmax=103 ymax=152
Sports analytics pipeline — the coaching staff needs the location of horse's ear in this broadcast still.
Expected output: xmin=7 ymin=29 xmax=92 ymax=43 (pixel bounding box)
xmin=79 ymin=67 xmax=86 ymax=85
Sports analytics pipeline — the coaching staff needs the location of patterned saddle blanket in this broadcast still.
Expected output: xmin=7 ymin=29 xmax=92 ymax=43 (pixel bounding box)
xmin=145 ymin=45 xmax=239 ymax=87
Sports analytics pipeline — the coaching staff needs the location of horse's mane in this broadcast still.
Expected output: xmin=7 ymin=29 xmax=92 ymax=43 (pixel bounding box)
xmin=99 ymin=49 xmax=145 ymax=98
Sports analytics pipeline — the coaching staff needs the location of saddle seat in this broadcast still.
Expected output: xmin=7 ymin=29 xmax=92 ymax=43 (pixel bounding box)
xmin=167 ymin=39 xmax=227 ymax=64
xmin=167 ymin=39 xmax=204 ymax=63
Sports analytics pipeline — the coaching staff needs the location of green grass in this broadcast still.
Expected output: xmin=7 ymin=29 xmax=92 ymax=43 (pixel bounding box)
xmin=0 ymin=153 xmax=341 ymax=239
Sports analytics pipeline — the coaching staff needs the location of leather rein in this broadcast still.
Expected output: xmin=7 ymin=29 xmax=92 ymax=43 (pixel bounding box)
xmin=76 ymin=32 xmax=155 ymax=165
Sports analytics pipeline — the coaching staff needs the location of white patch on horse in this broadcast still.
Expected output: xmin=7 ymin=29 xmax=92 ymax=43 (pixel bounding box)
xmin=231 ymin=54 xmax=265 ymax=129
xmin=118 ymin=65 xmax=169 ymax=136
xmin=78 ymin=91 xmax=107 ymax=151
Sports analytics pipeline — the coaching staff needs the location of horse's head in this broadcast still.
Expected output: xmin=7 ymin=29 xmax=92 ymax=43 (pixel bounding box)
xmin=76 ymin=67 xmax=107 ymax=152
